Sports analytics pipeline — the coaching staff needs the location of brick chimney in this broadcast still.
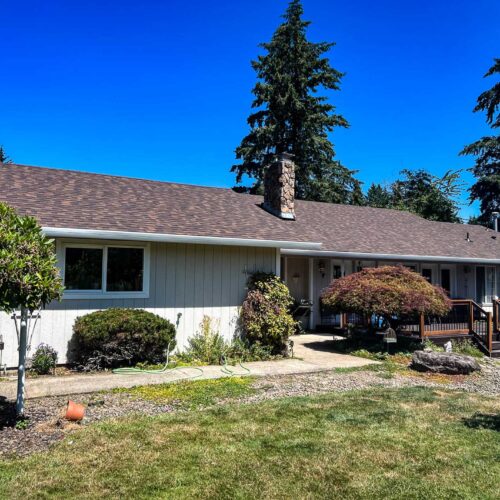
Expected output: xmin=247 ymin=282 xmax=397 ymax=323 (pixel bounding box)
xmin=263 ymin=152 xmax=296 ymax=220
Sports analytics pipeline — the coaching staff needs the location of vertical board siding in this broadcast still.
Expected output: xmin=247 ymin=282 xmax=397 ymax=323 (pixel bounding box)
xmin=0 ymin=241 xmax=276 ymax=367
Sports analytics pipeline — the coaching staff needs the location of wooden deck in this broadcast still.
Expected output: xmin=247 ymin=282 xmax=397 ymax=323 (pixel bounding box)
xmin=319 ymin=299 xmax=500 ymax=357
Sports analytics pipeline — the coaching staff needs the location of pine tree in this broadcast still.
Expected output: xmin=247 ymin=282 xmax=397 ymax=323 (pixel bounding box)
xmin=0 ymin=145 xmax=12 ymax=164
xmin=232 ymin=0 xmax=362 ymax=204
xmin=366 ymin=183 xmax=392 ymax=209
xmin=460 ymin=58 xmax=499 ymax=226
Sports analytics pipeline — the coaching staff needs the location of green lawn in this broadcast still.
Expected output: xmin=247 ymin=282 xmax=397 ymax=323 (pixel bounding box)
xmin=1 ymin=386 xmax=499 ymax=499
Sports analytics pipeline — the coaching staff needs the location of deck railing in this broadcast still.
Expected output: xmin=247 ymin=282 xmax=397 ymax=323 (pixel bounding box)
xmin=494 ymin=299 xmax=500 ymax=333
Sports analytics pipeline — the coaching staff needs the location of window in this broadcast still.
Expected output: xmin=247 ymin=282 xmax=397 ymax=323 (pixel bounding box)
xmin=422 ymin=268 xmax=432 ymax=283
xmin=476 ymin=266 xmax=496 ymax=304
xmin=61 ymin=243 xmax=149 ymax=298
xmin=441 ymin=269 xmax=451 ymax=295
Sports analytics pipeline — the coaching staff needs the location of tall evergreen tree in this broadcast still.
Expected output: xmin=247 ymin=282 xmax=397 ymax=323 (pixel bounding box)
xmin=460 ymin=58 xmax=500 ymax=227
xmin=365 ymin=170 xmax=463 ymax=222
xmin=232 ymin=0 xmax=362 ymax=204
xmin=0 ymin=145 xmax=12 ymax=164
xmin=366 ymin=183 xmax=392 ymax=209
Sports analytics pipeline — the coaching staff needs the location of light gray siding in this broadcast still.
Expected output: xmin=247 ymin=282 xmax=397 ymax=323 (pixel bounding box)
xmin=0 ymin=241 xmax=277 ymax=367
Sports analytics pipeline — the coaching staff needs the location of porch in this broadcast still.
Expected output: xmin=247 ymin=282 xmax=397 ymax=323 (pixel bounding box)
xmin=280 ymin=254 xmax=500 ymax=356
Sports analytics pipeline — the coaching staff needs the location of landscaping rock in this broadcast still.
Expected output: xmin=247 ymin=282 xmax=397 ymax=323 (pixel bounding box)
xmin=411 ymin=350 xmax=481 ymax=375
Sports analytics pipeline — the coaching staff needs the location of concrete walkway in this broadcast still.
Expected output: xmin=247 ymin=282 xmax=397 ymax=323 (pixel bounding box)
xmin=0 ymin=334 xmax=376 ymax=400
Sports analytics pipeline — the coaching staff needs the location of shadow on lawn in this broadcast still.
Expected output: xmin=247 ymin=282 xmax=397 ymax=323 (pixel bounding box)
xmin=463 ymin=413 xmax=500 ymax=432
xmin=0 ymin=396 xmax=16 ymax=429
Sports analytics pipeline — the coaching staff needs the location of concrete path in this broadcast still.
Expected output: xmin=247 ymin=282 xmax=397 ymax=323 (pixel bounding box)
xmin=0 ymin=334 xmax=377 ymax=400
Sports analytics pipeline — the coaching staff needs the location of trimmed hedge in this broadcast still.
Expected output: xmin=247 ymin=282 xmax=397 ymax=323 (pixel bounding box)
xmin=72 ymin=308 xmax=176 ymax=370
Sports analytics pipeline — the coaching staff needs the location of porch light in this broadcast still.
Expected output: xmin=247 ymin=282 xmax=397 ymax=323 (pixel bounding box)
xmin=318 ymin=261 xmax=326 ymax=278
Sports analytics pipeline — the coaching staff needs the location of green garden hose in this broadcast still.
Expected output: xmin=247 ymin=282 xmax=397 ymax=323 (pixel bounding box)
xmin=112 ymin=343 xmax=204 ymax=379
xmin=220 ymin=355 xmax=251 ymax=376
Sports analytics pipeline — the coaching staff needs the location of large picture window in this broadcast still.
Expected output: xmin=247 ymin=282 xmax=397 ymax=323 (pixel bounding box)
xmin=61 ymin=243 xmax=149 ymax=298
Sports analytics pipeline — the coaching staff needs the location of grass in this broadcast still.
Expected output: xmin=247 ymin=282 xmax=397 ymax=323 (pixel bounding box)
xmin=1 ymin=386 xmax=499 ymax=499
xmin=114 ymin=376 xmax=256 ymax=409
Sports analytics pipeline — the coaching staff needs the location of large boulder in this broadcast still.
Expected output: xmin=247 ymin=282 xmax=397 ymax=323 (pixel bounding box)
xmin=411 ymin=350 xmax=481 ymax=375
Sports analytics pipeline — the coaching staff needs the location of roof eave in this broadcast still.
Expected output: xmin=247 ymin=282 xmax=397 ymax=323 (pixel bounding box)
xmin=281 ymin=249 xmax=500 ymax=265
xmin=42 ymin=227 xmax=322 ymax=251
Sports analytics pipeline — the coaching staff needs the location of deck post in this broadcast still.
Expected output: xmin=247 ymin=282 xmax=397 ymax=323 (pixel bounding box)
xmin=468 ymin=301 xmax=474 ymax=334
xmin=487 ymin=312 xmax=493 ymax=353
xmin=419 ymin=313 xmax=425 ymax=339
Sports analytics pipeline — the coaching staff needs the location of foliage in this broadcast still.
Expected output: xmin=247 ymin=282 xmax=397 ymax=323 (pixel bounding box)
xmin=72 ymin=308 xmax=176 ymax=370
xmin=240 ymin=272 xmax=296 ymax=354
xmin=178 ymin=316 xmax=228 ymax=365
xmin=366 ymin=169 xmax=463 ymax=222
xmin=321 ymin=266 xmax=451 ymax=327
xmin=231 ymin=0 xmax=362 ymax=204
xmin=177 ymin=316 xmax=278 ymax=366
xmin=117 ymin=377 xmax=255 ymax=409
xmin=460 ymin=58 xmax=500 ymax=226
xmin=451 ymin=339 xmax=484 ymax=358
xmin=31 ymin=343 xmax=58 ymax=375
xmin=0 ymin=145 xmax=12 ymax=164
xmin=0 ymin=202 xmax=63 ymax=313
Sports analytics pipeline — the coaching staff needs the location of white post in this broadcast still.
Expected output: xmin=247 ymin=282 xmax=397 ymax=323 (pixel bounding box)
xmin=308 ymin=257 xmax=314 ymax=330
xmin=16 ymin=307 xmax=28 ymax=416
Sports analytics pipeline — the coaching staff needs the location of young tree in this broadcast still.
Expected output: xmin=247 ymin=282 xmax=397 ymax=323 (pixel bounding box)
xmin=232 ymin=0 xmax=363 ymax=204
xmin=321 ymin=266 xmax=451 ymax=331
xmin=0 ymin=145 xmax=12 ymax=164
xmin=0 ymin=203 xmax=63 ymax=415
xmin=460 ymin=58 xmax=500 ymax=227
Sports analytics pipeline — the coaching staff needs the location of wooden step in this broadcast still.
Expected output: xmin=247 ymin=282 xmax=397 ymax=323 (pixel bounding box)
xmin=491 ymin=350 xmax=500 ymax=358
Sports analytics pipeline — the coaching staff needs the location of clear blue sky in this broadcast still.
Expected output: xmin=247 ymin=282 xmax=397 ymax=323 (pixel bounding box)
xmin=1 ymin=0 xmax=498 ymax=219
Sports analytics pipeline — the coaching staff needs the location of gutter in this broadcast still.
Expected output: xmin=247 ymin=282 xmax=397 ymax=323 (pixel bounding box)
xmin=42 ymin=227 xmax=322 ymax=251
xmin=281 ymin=249 xmax=500 ymax=265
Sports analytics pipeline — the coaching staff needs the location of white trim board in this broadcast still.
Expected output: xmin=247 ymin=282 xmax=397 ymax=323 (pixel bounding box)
xmin=43 ymin=227 xmax=322 ymax=251
xmin=281 ymin=249 xmax=500 ymax=265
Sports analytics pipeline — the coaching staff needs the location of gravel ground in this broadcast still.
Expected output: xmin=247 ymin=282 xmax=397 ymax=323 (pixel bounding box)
xmin=1 ymin=359 xmax=499 ymax=458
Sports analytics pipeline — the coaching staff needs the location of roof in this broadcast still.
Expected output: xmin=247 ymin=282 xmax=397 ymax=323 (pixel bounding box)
xmin=0 ymin=163 xmax=498 ymax=262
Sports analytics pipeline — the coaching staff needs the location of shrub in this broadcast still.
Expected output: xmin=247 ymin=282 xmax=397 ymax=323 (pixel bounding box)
xmin=72 ymin=308 xmax=176 ymax=370
xmin=321 ymin=266 xmax=451 ymax=329
xmin=240 ymin=272 xmax=296 ymax=354
xmin=451 ymin=339 xmax=483 ymax=358
xmin=178 ymin=316 xmax=228 ymax=365
xmin=31 ymin=343 xmax=58 ymax=375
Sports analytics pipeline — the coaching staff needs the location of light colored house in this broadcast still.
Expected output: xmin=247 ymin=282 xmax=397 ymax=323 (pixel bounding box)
xmin=0 ymin=156 xmax=499 ymax=366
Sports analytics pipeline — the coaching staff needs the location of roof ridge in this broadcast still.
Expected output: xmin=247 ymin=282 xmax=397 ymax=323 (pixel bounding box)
xmin=1 ymin=163 xmax=237 ymax=193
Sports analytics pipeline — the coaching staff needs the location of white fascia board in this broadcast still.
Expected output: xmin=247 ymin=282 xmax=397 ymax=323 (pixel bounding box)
xmin=281 ymin=249 xmax=500 ymax=265
xmin=42 ymin=227 xmax=322 ymax=251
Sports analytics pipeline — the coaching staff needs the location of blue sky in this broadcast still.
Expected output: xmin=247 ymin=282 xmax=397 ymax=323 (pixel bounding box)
xmin=1 ymin=0 xmax=498 ymax=219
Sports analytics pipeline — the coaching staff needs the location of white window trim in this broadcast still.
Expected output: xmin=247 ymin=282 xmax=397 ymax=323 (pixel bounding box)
xmin=476 ymin=265 xmax=496 ymax=306
xmin=57 ymin=240 xmax=150 ymax=300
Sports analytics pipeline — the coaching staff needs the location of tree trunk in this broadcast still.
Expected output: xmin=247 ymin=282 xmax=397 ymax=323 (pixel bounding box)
xmin=16 ymin=307 xmax=28 ymax=416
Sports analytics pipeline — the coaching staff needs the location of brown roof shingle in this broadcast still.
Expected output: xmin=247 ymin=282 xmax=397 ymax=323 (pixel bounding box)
xmin=0 ymin=163 xmax=498 ymax=261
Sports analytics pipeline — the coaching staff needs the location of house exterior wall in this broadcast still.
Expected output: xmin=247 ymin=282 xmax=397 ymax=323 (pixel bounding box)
xmin=0 ymin=240 xmax=277 ymax=368
xmin=282 ymin=256 xmax=500 ymax=328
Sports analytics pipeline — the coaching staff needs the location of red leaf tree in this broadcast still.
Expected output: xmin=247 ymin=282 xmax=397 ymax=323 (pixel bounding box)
xmin=321 ymin=266 xmax=451 ymax=329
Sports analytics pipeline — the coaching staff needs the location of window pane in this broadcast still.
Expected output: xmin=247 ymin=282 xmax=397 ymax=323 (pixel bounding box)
xmin=65 ymin=248 xmax=103 ymax=290
xmin=486 ymin=267 xmax=495 ymax=303
xmin=422 ymin=268 xmax=432 ymax=283
xmin=441 ymin=269 xmax=451 ymax=295
xmin=106 ymin=247 xmax=144 ymax=292
xmin=476 ymin=266 xmax=485 ymax=303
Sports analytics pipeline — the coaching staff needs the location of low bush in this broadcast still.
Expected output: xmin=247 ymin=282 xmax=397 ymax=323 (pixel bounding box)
xmin=31 ymin=343 xmax=58 ymax=375
xmin=240 ymin=272 xmax=296 ymax=355
xmin=72 ymin=308 xmax=176 ymax=370
xmin=451 ymin=339 xmax=483 ymax=358
xmin=177 ymin=316 xmax=280 ymax=366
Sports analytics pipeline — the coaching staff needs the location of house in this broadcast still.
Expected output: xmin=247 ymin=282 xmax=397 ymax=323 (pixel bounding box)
xmin=0 ymin=156 xmax=499 ymax=366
